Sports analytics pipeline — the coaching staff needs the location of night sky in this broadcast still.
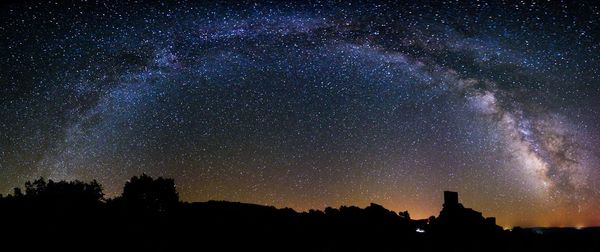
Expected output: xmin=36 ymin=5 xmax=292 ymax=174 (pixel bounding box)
xmin=1 ymin=0 xmax=600 ymax=227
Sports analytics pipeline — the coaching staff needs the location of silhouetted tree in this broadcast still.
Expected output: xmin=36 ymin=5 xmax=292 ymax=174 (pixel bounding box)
xmin=24 ymin=177 xmax=47 ymax=196
xmin=14 ymin=177 xmax=104 ymax=212
xmin=121 ymin=174 xmax=179 ymax=212
xmin=13 ymin=187 xmax=23 ymax=198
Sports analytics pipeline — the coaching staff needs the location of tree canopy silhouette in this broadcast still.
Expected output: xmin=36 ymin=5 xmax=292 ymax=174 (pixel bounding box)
xmin=120 ymin=173 xmax=179 ymax=212
xmin=7 ymin=177 xmax=104 ymax=211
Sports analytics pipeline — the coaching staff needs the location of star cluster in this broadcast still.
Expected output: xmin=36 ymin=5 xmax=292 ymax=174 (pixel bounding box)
xmin=1 ymin=0 xmax=600 ymax=227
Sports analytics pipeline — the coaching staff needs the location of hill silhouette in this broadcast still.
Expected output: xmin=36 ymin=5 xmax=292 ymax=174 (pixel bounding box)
xmin=0 ymin=175 xmax=598 ymax=251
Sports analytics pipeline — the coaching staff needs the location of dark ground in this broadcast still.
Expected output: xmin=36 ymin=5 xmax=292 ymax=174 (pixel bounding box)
xmin=0 ymin=175 xmax=598 ymax=251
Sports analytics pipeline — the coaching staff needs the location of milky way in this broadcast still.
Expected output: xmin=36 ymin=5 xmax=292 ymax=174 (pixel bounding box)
xmin=1 ymin=1 xmax=600 ymax=227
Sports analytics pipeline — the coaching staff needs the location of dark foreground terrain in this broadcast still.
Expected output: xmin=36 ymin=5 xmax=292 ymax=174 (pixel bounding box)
xmin=0 ymin=175 xmax=598 ymax=251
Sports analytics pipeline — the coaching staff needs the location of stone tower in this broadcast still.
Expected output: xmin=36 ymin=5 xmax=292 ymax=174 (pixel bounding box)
xmin=443 ymin=191 xmax=459 ymax=208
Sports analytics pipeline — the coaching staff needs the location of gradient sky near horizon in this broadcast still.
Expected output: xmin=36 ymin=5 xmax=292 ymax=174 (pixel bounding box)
xmin=1 ymin=0 xmax=600 ymax=227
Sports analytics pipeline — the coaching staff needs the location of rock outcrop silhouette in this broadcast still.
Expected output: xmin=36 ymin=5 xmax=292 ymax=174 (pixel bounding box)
xmin=426 ymin=191 xmax=504 ymax=250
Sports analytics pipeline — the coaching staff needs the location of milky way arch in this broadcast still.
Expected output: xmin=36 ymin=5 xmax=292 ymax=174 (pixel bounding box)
xmin=1 ymin=1 xmax=599 ymax=226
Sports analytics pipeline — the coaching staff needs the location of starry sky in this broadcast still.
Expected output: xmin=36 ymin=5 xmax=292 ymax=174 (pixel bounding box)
xmin=1 ymin=0 xmax=600 ymax=227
